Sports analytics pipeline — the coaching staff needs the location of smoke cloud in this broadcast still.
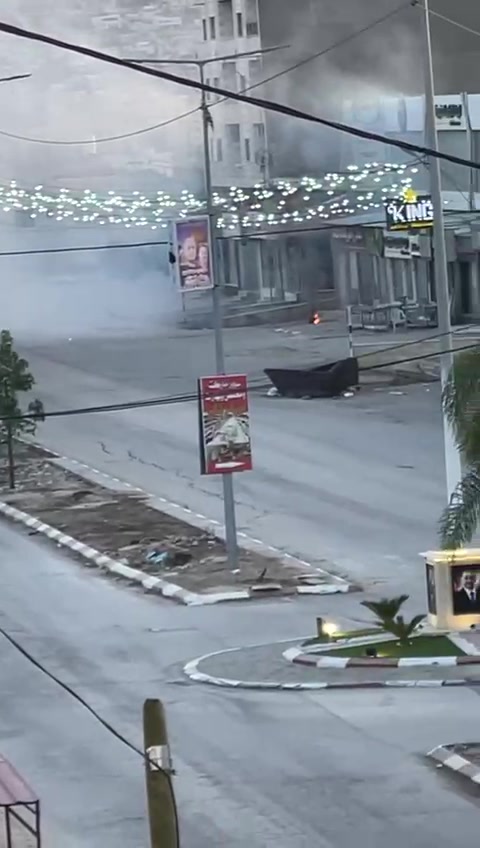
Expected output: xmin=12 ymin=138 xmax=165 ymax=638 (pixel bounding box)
xmin=0 ymin=1 xmax=201 ymax=342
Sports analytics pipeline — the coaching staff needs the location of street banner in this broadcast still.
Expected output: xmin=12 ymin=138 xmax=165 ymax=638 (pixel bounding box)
xmin=198 ymin=374 xmax=253 ymax=475
xmin=173 ymin=216 xmax=213 ymax=292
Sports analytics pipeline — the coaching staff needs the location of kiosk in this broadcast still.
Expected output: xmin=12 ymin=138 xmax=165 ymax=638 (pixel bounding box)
xmin=423 ymin=549 xmax=480 ymax=631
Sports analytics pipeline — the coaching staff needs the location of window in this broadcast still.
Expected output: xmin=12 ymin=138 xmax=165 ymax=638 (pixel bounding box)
xmin=209 ymin=15 xmax=216 ymax=38
xmin=236 ymin=11 xmax=243 ymax=36
xmin=202 ymin=18 xmax=207 ymax=40
xmin=216 ymin=138 xmax=223 ymax=162
xmin=238 ymin=74 xmax=246 ymax=91
xmin=248 ymin=59 xmax=261 ymax=83
xmin=245 ymin=138 xmax=251 ymax=161
xmin=246 ymin=20 xmax=258 ymax=36
xmin=226 ymin=123 xmax=241 ymax=143
xmin=253 ymin=122 xmax=265 ymax=141
xmin=205 ymin=77 xmax=211 ymax=100
xmin=218 ymin=0 xmax=234 ymax=38
xmin=222 ymin=61 xmax=236 ymax=89
xmin=213 ymin=76 xmax=220 ymax=100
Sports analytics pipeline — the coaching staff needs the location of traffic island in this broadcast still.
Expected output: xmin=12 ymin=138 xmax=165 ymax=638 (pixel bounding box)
xmin=184 ymin=637 xmax=480 ymax=691
xmin=428 ymin=743 xmax=480 ymax=786
xmin=0 ymin=441 xmax=348 ymax=605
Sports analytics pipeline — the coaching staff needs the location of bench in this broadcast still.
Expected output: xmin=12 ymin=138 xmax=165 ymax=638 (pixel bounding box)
xmin=0 ymin=756 xmax=41 ymax=848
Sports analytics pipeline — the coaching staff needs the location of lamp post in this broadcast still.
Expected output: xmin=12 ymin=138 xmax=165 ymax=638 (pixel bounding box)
xmin=421 ymin=0 xmax=462 ymax=503
xmin=124 ymin=46 xmax=287 ymax=568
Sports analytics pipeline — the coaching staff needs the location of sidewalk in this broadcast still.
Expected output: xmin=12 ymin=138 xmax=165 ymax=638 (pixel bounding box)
xmin=185 ymin=640 xmax=480 ymax=690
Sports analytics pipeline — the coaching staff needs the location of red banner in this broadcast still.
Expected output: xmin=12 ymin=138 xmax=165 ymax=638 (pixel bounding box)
xmin=198 ymin=374 xmax=253 ymax=475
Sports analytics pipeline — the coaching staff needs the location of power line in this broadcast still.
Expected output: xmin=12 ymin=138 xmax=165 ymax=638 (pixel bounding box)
xmin=2 ymin=18 xmax=480 ymax=172
xmin=0 ymin=2 xmax=410 ymax=147
xmin=424 ymin=4 xmax=480 ymax=41
xmin=2 ymin=339 xmax=480 ymax=424
xmin=0 ymin=239 xmax=168 ymax=257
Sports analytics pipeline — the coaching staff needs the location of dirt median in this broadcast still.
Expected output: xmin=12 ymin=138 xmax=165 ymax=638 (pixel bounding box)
xmin=0 ymin=441 xmax=341 ymax=599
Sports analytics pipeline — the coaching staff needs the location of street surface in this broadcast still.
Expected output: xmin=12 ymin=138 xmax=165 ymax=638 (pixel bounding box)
xmin=21 ymin=323 xmax=447 ymax=598
xmin=1 ymin=525 xmax=480 ymax=847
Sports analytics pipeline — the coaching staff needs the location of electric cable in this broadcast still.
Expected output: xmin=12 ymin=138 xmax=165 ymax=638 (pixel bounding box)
xmin=0 ymin=619 xmax=181 ymax=848
xmin=0 ymin=1 xmax=411 ymax=147
xmin=1 ymin=337 xmax=479 ymax=425
xmin=0 ymin=240 xmax=168 ymax=257
xmin=1 ymin=19 xmax=480 ymax=172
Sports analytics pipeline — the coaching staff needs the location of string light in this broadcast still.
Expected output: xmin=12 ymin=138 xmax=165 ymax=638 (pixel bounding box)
xmin=0 ymin=162 xmax=421 ymax=230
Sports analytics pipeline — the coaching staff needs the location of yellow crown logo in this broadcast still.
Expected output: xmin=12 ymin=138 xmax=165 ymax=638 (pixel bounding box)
xmin=403 ymin=187 xmax=418 ymax=203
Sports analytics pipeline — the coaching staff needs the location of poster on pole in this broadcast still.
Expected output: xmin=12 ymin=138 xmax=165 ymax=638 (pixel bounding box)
xmin=198 ymin=374 xmax=253 ymax=475
xmin=173 ymin=216 xmax=214 ymax=292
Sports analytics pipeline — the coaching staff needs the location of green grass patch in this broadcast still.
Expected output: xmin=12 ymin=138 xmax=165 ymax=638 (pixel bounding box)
xmin=325 ymin=634 xmax=464 ymax=658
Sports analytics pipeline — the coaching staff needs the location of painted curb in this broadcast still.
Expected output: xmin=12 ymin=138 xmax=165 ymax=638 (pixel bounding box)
xmin=0 ymin=500 xmax=248 ymax=606
xmin=283 ymin=646 xmax=480 ymax=669
xmin=428 ymin=744 xmax=480 ymax=784
xmin=8 ymin=439 xmax=350 ymax=602
xmin=183 ymin=646 xmax=480 ymax=691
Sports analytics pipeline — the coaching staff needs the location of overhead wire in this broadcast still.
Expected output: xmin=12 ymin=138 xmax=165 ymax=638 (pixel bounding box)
xmin=0 ymin=1 xmax=411 ymax=147
xmin=1 ymin=18 xmax=480 ymax=172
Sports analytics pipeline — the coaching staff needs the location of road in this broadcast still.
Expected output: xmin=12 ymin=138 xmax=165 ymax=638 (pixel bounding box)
xmin=21 ymin=324 xmax=446 ymax=597
xmin=1 ymin=525 xmax=480 ymax=847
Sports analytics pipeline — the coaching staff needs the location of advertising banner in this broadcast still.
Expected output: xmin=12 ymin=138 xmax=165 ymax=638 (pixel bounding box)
xmin=385 ymin=192 xmax=434 ymax=231
xmin=173 ymin=216 xmax=213 ymax=291
xmin=198 ymin=374 xmax=252 ymax=475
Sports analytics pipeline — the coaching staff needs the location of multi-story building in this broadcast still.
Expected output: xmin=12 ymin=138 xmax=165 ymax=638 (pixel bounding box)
xmin=200 ymin=0 xmax=480 ymax=183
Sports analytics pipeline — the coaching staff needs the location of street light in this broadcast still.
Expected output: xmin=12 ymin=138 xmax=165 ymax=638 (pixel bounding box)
xmin=124 ymin=45 xmax=288 ymax=568
xmin=420 ymin=0 xmax=462 ymax=503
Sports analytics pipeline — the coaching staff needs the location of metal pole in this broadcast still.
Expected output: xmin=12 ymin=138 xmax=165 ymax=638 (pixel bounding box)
xmin=200 ymin=63 xmax=238 ymax=569
xmin=422 ymin=0 xmax=462 ymax=502
xmin=345 ymin=305 xmax=354 ymax=358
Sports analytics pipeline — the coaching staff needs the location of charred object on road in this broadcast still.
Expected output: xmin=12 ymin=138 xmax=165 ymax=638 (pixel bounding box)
xmin=265 ymin=357 xmax=359 ymax=399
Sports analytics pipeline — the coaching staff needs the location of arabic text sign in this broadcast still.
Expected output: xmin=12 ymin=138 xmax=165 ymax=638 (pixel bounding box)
xmin=385 ymin=195 xmax=433 ymax=231
xmin=198 ymin=374 xmax=253 ymax=475
xmin=173 ymin=216 xmax=213 ymax=291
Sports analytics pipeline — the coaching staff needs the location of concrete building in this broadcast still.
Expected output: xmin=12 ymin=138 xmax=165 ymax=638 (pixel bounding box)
xmin=199 ymin=0 xmax=480 ymax=182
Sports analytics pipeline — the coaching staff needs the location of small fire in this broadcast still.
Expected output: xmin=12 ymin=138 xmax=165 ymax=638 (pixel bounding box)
xmin=310 ymin=311 xmax=321 ymax=325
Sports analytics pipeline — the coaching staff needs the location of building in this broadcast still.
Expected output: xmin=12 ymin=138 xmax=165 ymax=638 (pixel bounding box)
xmin=199 ymin=0 xmax=480 ymax=183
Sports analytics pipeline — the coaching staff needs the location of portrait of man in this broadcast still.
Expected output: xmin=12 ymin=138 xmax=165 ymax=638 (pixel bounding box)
xmin=451 ymin=566 xmax=480 ymax=615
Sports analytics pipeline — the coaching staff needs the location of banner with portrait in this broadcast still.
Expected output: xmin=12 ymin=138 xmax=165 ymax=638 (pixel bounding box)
xmin=173 ymin=216 xmax=213 ymax=292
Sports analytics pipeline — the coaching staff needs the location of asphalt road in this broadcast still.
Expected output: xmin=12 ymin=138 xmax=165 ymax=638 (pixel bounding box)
xmin=21 ymin=325 xmax=446 ymax=598
xmin=1 ymin=525 xmax=480 ymax=848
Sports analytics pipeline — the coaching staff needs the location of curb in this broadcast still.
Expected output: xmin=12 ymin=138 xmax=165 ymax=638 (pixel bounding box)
xmin=7 ymin=440 xmax=350 ymax=603
xmin=0 ymin=499 xmax=345 ymax=606
xmin=183 ymin=647 xmax=480 ymax=691
xmin=428 ymin=744 xmax=480 ymax=784
xmin=0 ymin=500 xmax=246 ymax=606
xmin=283 ymin=646 xmax=480 ymax=669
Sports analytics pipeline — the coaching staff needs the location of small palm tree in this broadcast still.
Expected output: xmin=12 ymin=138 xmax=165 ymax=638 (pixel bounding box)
xmin=440 ymin=348 xmax=480 ymax=549
xmin=361 ymin=595 xmax=425 ymax=646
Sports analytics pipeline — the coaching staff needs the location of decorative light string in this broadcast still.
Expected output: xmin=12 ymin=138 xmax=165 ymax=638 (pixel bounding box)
xmin=0 ymin=162 xmax=425 ymax=230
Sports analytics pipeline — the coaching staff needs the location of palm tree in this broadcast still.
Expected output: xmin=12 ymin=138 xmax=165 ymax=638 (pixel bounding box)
xmin=439 ymin=348 xmax=480 ymax=549
xmin=361 ymin=595 xmax=425 ymax=646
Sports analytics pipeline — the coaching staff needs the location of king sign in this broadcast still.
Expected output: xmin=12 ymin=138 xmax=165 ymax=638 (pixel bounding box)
xmin=385 ymin=193 xmax=434 ymax=231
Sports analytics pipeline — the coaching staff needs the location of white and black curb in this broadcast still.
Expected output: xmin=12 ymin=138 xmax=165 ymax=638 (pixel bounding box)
xmin=428 ymin=744 xmax=480 ymax=784
xmin=183 ymin=647 xmax=480 ymax=691
xmin=283 ymin=646 xmax=480 ymax=668
xmin=10 ymin=439 xmax=350 ymax=600
xmin=0 ymin=500 xmax=249 ymax=606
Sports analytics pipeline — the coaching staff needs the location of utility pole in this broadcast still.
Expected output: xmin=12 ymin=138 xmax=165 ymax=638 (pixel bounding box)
xmin=421 ymin=0 xmax=462 ymax=501
xmin=124 ymin=46 xmax=287 ymax=569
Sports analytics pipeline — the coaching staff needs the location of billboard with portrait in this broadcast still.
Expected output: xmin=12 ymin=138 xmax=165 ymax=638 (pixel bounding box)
xmin=451 ymin=564 xmax=480 ymax=616
xmin=173 ymin=216 xmax=213 ymax=292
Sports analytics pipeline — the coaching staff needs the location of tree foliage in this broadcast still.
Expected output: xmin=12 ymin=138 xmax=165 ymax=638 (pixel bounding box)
xmin=440 ymin=347 xmax=480 ymax=548
xmin=0 ymin=329 xmax=42 ymax=441
xmin=361 ymin=595 xmax=425 ymax=645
